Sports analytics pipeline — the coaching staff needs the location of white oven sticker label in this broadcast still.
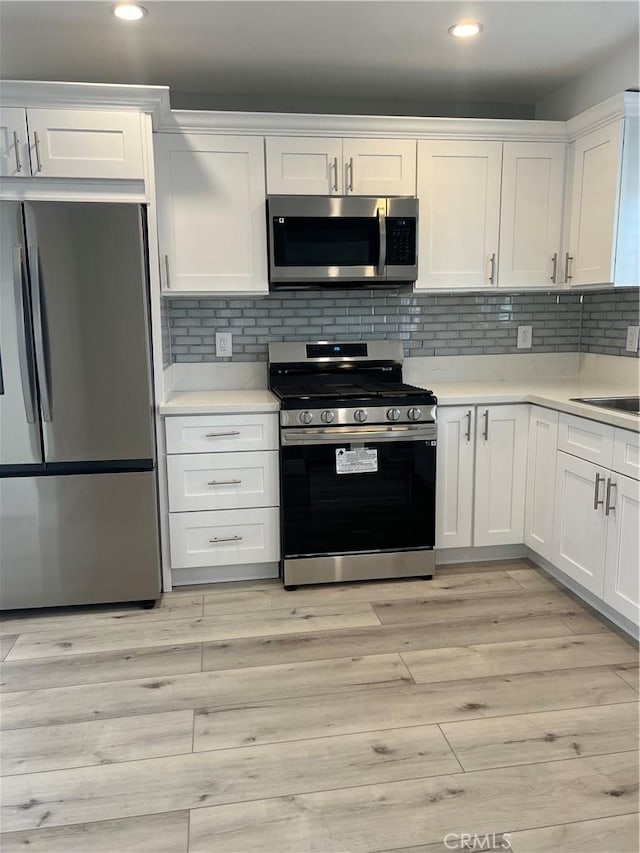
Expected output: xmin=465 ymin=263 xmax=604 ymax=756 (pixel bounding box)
xmin=335 ymin=447 xmax=378 ymax=474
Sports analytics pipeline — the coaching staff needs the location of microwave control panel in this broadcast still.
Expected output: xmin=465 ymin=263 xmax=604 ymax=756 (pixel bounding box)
xmin=386 ymin=218 xmax=416 ymax=265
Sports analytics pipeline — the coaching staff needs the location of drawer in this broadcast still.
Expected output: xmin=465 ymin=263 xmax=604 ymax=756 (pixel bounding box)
xmin=558 ymin=413 xmax=614 ymax=467
xmin=169 ymin=507 xmax=280 ymax=569
xmin=612 ymin=428 xmax=640 ymax=480
xmin=165 ymin=414 xmax=278 ymax=454
xmin=167 ymin=451 xmax=279 ymax=512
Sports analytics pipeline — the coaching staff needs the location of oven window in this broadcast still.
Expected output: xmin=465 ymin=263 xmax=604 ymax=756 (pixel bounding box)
xmin=281 ymin=440 xmax=436 ymax=557
xmin=272 ymin=217 xmax=379 ymax=267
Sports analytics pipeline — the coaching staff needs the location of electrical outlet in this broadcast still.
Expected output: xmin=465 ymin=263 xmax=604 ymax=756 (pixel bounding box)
xmin=215 ymin=332 xmax=233 ymax=357
xmin=625 ymin=325 xmax=639 ymax=353
xmin=517 ymin=325 xmax=532 ymax=349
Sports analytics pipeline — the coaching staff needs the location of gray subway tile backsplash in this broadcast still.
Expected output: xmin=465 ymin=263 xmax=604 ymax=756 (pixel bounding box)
xmin=161 ymin=288 xmax=640 ymax=367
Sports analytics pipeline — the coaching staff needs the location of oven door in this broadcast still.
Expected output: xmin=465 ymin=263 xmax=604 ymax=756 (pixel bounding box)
xmin=280 ymin=424 xmax=436 ymax=559
xmin=268 ymin=196 xmax=386 ymax=285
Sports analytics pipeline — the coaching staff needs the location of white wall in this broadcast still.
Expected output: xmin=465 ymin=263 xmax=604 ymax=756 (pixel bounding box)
xmin=536 ymin=34 xmax=639 ymax=120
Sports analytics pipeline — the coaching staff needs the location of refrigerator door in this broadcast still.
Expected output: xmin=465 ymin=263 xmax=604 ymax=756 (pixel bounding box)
xmin=0 ymin=471 xmax=160 ymax=609
xmin=23 ymin=203 xmax=155 ymax=465
xmin=0 ymin=202 xmax=42 ymax=467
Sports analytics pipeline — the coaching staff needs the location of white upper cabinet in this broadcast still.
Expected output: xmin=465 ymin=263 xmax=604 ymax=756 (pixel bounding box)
xmin=416 ymin=140 xmax=502 ymax=289
xmin=473 ymin=405 xmax=529 ymax=547
xmin=499 ymin=142 xmax=565 ymax=287
xmin=155 ymin=133 xmax=268 ymax=294
xmin=565 ymin=120 xmax=623 ymax=286
xmin=0 ymin=107 xmax=145 ymax=180
xmin=265 ymin=136 xmax=416 ymax=196
xmin=0 ymin=107 xmax=29 ymax=177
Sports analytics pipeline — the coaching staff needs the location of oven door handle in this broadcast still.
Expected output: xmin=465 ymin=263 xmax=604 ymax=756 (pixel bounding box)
xmin=281 ymin=425 xmax=436 ymax=446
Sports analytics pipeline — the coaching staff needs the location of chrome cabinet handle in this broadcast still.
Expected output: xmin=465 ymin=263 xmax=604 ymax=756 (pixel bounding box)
xmin=347 ymin=157 xmax=354 ymax=192
xmin=593 ymin=473 xmax=605 ymax=510
xmin=29 ymin=244 xmax=53 ymax=422
xmin=205 ymin=430 xmax=241 ymax=438
xmin=331 ymin=157 xmax=339 ymax=192
xmin=13 ymin=132 xmax=22 ymax=172
xmin=605 ymin=478 xmax=616 ymax=515
xmin=33 ymin=131 xmax=43 ymax=173
xmin=565 ymin=253 xmax=574 ymax=283
xmin=208 ymin=479 xmax=242 ymax=486
xmin=550 ymin=252 xmax=558 ymax=283
xmin=482 ymin=409 xmax=489 ymax=441
xmin=376 ymin=207 xmax=386 ymax=276
xmin=464 ymin=410 xmax=472 ymax=442
xmin=13 ymin=246 xmax=37 ymax=423
xmin=489 ymin=253 xmax=496 ymax=284
xmin=164 ymin=254 xmax=171 ymax=289
xmin=209 ymin=535 xmax=243 ymax=544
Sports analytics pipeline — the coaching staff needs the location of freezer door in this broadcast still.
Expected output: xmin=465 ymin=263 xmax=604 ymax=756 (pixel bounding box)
xmin=0 ymin=471 xmax=160 ymax=609
xmin=0 ymin=202 xmax=42 ymax=467
xmin=23 ymin=203 xmax=155 ymax=464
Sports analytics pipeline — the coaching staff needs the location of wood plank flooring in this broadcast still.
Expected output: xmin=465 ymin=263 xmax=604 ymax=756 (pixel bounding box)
xmin=0 ymin=559 xmax=638 ymax=853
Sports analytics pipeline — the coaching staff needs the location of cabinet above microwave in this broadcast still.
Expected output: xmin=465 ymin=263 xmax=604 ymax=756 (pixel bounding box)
xmin=267 ymin=195 xmax=418 ymax=289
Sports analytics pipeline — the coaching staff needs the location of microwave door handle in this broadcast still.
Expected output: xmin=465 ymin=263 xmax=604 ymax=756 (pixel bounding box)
xmin=377 ymin=207 xmax=386 ymax=276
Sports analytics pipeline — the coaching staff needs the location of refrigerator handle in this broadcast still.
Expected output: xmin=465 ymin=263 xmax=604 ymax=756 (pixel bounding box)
xmin=12 ymin=246 xmax=37 ymax=422
xmin=28 ymin=244 xmax=53 ymax=422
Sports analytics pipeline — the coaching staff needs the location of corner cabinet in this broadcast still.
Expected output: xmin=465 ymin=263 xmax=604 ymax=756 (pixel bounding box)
xmin=154 ymin=133 xmax=268 ymax=294
xmin=524 ymin=406 xmax=559 ymax=560
xmin=0 ymin=106 xmax=145 ymax=179
xmin=265 ymin=136 xmax=416 ymax=196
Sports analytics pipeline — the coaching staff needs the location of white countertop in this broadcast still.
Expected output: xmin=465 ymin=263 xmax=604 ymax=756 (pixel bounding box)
xmin=159 ymin=382 xmax=639 ymax=431
xmin=160 ymin=389 xmax=279 ymax=416
xmin=429 ymin=379 xmax=639 ymax=431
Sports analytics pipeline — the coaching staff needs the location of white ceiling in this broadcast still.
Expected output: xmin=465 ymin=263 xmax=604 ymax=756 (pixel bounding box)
xmin=0 ymin=1 xmax=638 ymax=116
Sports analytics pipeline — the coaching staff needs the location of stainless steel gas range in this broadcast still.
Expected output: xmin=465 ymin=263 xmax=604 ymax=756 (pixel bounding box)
xmin=268 ymin=341 xmax=437 ymax=589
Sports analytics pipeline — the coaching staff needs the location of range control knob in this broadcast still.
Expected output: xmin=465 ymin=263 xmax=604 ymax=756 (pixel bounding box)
xmin=407 ymin=407 xmax=422 ymax=421
xmin=353 ymin=409 xmax=368 ymax=423
xmin=387 ymin=408 xmax=401 ymax=422
xmin=299 ymin=411 xmax=313 ymax=425
xmin=321 ymin=410 xmax=335 ymax=424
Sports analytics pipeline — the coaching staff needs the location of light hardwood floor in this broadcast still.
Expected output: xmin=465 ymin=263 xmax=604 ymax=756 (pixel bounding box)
xmin=0 ymin=559 xmax=638 ymax=853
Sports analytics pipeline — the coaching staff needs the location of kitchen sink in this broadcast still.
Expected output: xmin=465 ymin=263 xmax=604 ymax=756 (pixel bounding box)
xmin=570 ymin=396 xmax=640 ymax=414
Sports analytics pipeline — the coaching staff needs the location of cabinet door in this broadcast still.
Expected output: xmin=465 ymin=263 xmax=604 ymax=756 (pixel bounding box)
xmin=499 ymin=142 xmax=565 ymax=287
xmin=524 ymin=406 xmax=558 ymax=559
xmin=566 ymin=120 xmax=623 ymax=286
xmin=435 ymin=406 xmax=475 ymax=548
xmin=25 ymin=109 xmax=144 ymax=179
xmin=155 ymin=134 xmax=268 ymax=294
xmin=604 ymin=472 xmax=640 ymax=625
xmin=343 ymin=139 xmax=416 ymax=196
xmin=416 ymin=140 xmax=502 ymax=288
xmin=551 ymin=451 xmax=608 ymax=595
xmin=0 ymin=107 xmax=30 ymax=177
xmin=474 ymin=405 xmax=529 ymax=546
xmin=266 ymin=137 xmax=343 ymax=194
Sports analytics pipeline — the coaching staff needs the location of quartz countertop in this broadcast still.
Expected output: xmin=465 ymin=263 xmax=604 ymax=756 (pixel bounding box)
xmin=160 ymin=389 xmax=280 ymax=416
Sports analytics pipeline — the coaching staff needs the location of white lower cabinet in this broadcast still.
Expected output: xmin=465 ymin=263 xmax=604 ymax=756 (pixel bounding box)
xmin=552 ymin=451 xmax=608 ymax=595
xmin=524 ymin=406 xmax=559 ymax=559
xmin=603 ymin=472 xmax=640 ymax=623
xmin=165 ymin=412 xmax=280 ymax=581
xmin=474 ymin=405 xmax=529 ymax=546
xmin=436 ymin=404 xmax=528 ymax=549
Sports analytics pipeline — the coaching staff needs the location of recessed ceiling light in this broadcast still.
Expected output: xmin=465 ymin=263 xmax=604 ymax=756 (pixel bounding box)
xmin=448 ymin=21 xmax=483 ymax=39
xmin=113 ymin=3 xmax=147 ymax=21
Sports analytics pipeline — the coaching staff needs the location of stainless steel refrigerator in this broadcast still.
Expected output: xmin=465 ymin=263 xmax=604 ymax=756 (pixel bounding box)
xmin=0 ymin=202 xmax=161 ymax=609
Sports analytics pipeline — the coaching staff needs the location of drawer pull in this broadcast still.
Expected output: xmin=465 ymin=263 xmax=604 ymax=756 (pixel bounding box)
xmin=209 ymin=535 xmax=243 ymax=544
xmin=205 ymin=430 xmax=241 ymax=438
xmin=207 ymin=479 xmax=242 ymax=486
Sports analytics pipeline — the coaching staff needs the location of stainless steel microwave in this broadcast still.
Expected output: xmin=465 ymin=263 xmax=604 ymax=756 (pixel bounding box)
xmin=267 ymin=195 xmax=418 ymax=288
